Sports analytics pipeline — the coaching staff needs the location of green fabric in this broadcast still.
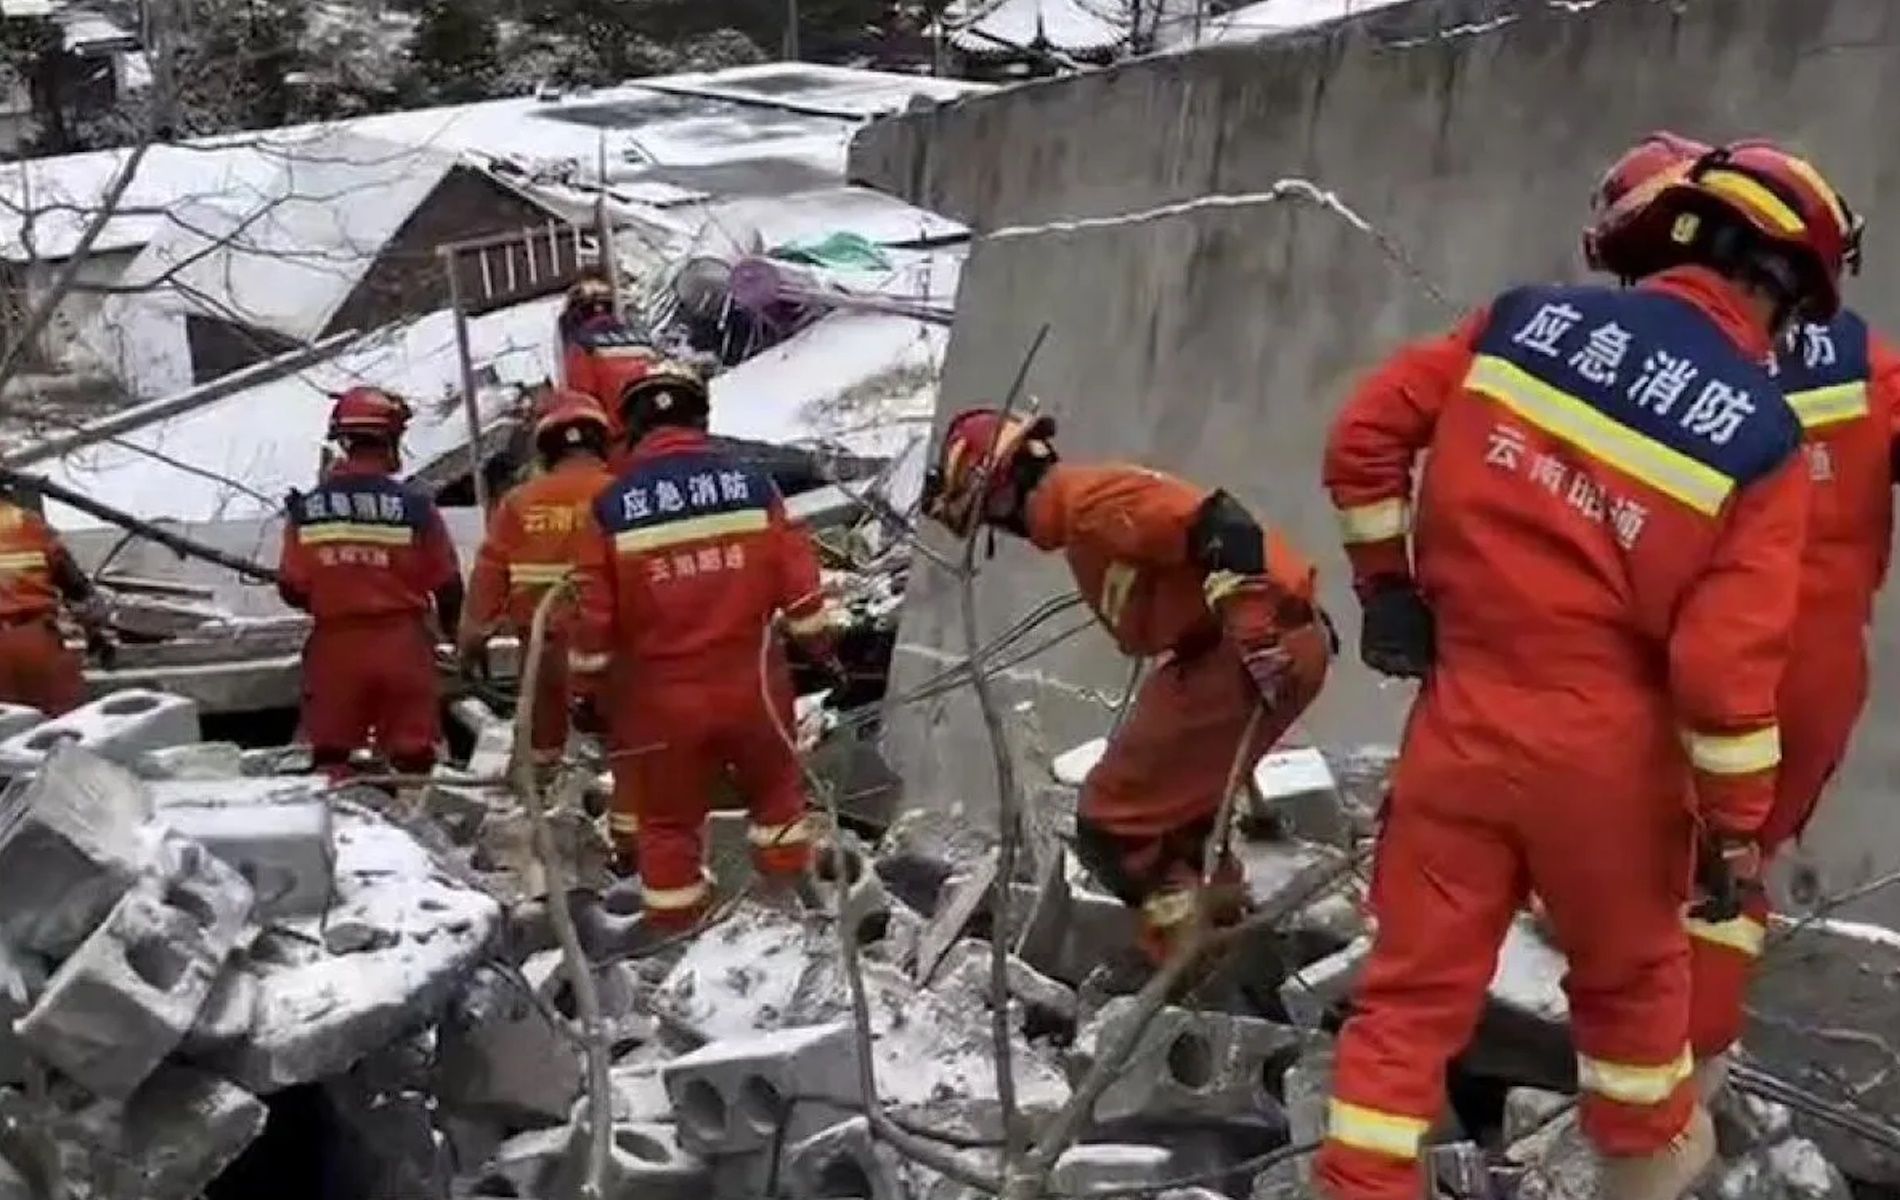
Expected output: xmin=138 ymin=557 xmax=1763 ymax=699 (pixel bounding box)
xmin=770 ymin=231 xmax=892 ymax=272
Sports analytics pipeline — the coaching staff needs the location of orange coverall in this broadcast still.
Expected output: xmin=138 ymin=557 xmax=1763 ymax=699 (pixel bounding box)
xmin=278 ymin=456 xmax=462 ymax=778
xmin=571 ymin=425 xmax=831 ymax=926
xmin=0 ymin=499 xmax=93 ymax=715
xmin=559 ymin=312 xmax=653 ymax=448
xmin=1025 ymin=463 xmax=1330 ymax=955
xmin=1685 ymin=311 xmax=1900 ymax=1058
xmin=463 ymin=457 xmax=614 ymax=762
xmin=1317 ymin=266 xmax=1808 ymax=1199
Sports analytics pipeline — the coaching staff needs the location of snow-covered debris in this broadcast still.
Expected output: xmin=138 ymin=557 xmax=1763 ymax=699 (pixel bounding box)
xmin=943 ymin=0 xmax=1126 ymax=59
xmin=1169 ymin=0 xmax=1415 ymax=48
xmin=0 ymin=743 xmax=154 ymax=958
xmin=203 ymin=804 xmax=502 ymax=1091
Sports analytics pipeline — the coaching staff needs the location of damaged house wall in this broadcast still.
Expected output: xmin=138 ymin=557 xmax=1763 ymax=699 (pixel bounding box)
xmin=850 ymin=0 xmax=1900 ymax=925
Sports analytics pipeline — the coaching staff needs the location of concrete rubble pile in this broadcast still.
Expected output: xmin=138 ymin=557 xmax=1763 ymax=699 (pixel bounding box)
xmin=0 ymin=684 xmax=1888 ymax=1199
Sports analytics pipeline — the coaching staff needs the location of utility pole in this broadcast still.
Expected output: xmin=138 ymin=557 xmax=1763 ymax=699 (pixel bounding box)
xmin=783 ymin=0 xmax=799 ymax=60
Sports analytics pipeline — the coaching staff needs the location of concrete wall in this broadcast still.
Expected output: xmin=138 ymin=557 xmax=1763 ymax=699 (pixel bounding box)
xmin=853 ymin=0 xmax=1900 ymax=924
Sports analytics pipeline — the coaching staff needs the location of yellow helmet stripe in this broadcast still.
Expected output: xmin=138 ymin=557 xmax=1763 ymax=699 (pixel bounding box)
xmin=1699 ymin=169 xmax=1805 ymax=236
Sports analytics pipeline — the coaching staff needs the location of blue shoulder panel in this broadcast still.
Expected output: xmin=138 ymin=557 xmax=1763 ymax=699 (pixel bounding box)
xmin=1774 ymin=309 xmax=1869 ymax=394
xmin=1478 ymin=283 xmax=1798 ymax=489
xmin=595 ymin=450 xmax=770 ymax=535
xmin=291 ymin=472 xmax=432 ymax=532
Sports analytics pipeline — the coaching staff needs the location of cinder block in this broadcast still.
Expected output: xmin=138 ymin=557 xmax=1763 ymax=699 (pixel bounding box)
xmin=1251 ymin=748 xmax=1351 ymax=847
xmin=0 ymin=689 xmax=201 ymax=774
xmin=661 ymin=1021 xmax=862 ymax=1158
xmin=134 ymin=742 xmax=243 ymax=780
xmin=1081 ymin=997 xmax=1306 ymax=1125
xmin=154 ymin=786 xmax=333 ymax=919
xmin=783 ymin=1116 xmax=904 ymax=1200
xmin=98 ymin=1065 xmax=266 ymax=1200
xmin=1050 ymin=1144 xmax=1175 ymax=1195
xmin=16 ymin=833 xmax=252 ymax=1098
xmin=550 ymin=1123 xmax=709 ymax=1200
xmin=933 ymin=937 xmax=1078 ymax=1034
xmin=473 ymin=1126 xmax=571 ymax=1198
xmin=1279 ymin=935 xmax=1370 ymax=1028
xmin=0 ymin=744 xmax=153 ymax=958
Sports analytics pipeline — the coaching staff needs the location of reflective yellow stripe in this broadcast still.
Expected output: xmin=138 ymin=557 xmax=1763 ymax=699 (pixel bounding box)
xmin=1203 ymin=569 xmax=1246 ymax=607
xmin=0 ymin=551 xmax=47 ymax=571
xmin=614 ymin=509 xmax=768 ymax=553
xmin=298 ymin=522 xmax=416 ymax=546
xmin=508 ymin=562 xmax=572 ymax=585
xmin=642 ymin=877 xmax=710 ymax=910
xmin=1577 ymin=1045 xmax=1693 ymax=1106
xmin=1337 ymin=498 xmax=1408 ymax=544
xmin=1699 ymin=169 xmax=1805 ymax=237
xmin=1326 ymin=1099 xmax=1428 ymax=1160
xmin=608 ymin=812 xmax=640 ymax=833
xmin=1683 ymin=726 xmax=1780 ymax=775
xmin=748 ymin=816 xmax=811 ymax=848
xmin=1100 ymin=563 xmax=1137 ymax=627
xmin=1786 ymin=382 xmax=1869 ymax=430
xmin=1467 ymin=354 xmax=1733 ymax=516
xmin=569 ymin=651 xmax=610 ymax=674
xmin=1142 ymin=888 xmax=1196 ymax=929
xmin=1684 ymin=913 xmax=1766 ymax=958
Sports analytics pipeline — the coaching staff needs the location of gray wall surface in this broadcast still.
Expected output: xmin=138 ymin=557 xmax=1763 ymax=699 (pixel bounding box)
xmin=853 ymin=0 xmax=1900 ymax=925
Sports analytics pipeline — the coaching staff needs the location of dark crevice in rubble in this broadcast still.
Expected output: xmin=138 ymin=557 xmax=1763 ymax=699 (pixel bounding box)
xmin=208 ymin=1084 xmax=364 ymax=1200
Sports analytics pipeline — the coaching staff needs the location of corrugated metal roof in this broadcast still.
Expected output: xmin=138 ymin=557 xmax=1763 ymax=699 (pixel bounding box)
xmin=947 ymin=0 xmax=1126 ymax=58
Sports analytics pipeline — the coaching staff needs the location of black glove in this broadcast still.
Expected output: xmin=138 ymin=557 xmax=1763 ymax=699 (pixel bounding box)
xmin=1691 ymin=832 xmax=1764 ymax=923
xmin=1360 ymin=579 xmax=1434 ymax=679
xmin=572 ymin=692 xmax=605 ymax=737
xmin=84 ymin=628 xmax=118 ymax=671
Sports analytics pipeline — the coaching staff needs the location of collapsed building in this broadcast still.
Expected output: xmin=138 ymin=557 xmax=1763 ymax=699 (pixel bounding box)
xmin=0 ymin=3 xmax=1896 ymax=1200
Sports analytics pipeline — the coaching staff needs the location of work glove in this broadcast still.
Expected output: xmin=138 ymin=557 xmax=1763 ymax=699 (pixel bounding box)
xmin=572 ymin=692 xmax=605 ymax=737
xmin=1359 ymin=578 xmax=1434 ymax=679
xmin=1691 ymin=832 xmax=1764 ymax=923
xmin=84 ymin=628 xmax=118 ymax=672
xmin=455 ymin=636 xmax=490 ymax=682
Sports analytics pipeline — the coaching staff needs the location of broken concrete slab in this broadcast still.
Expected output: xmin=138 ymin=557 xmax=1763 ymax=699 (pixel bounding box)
xmin=1323 ymin=745 xmax=1396 ymax=833
xmin=662 ymin=1021 xmax=860 ymax=1157
xmin=0 ymin=744 xmax=154 ymax=958
xmin=18 ymin=833 xmax=253 ymax=1098
xmin=1501 ymin=1104 xmax=1596 ymax=1200
xmin=656 ymin=903 xmax=829 ymax=1041
xmin=1502 ymin=1087 xmax=1570 ymax=1146
xmin=1281 ymin=1038 xmax=1333 ymax=1146
xmin=1236 ymin=838 xmax=1360 ymax=946
xmin=436 ymin=963 xmax=582 ymax=1127
xmin=0 ymin=705 xmax=42 ymax=743
xmin=1713 ymin=1138 xmax=1853 ymax=1199
xmin=205 ymin=806 xmax=501 ymax=1092
xmin=1078 ymin=996 xmax=1307 ymax=1125
xmin=134 ymin=741 xmax=244 ymax=780
xmin=153 ymin=780 xmax=334 ymax=920
xmin=1744 ymin=916 xmax=1900 ymax=1184
xmin=182 ymin=964 xmax=258 ymax=1056
xmin=0 ymin=689 xmax=201 ymax=774
xmin=595 ymin=1043 xmax=679 ymax=1125
xmin=1007 ymin=878 xmax=1138 ymax=987
xmin=933 ymin=936 xmax=1077 ymax=1034
xmin=783 ymin=1115 xmax=905 ymax=1200
xmin=25 ymin=1064 xmax=265 ymax=1200
xmin=915 ymin=851 xmax=999 ymax=984
xmin=471 ymin=1126 xmax=570 ymax=1198
xmin=1051 ymin=1144 xmax=1175 ymax=1195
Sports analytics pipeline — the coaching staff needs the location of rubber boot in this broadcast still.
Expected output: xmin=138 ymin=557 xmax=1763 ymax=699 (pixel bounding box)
xmin=1594 ymin=1104 xmax=1715 ymax=1200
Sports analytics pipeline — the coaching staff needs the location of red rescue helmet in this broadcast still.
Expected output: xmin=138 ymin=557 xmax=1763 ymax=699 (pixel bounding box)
xmin=1583 ymin=131 xmax=1709 ymax=275
xmin=531 ymin=387 xmax=611 ymax=459
xmin=618 ymin=361 xmax=710 ymax=441
xmin=1592 ymin=139 xmax=1857 ymax=322
xmin=921 ymin=407 xmax=1056 ymax=537
xmin=328 ymin=386 xmax=411 ymax=443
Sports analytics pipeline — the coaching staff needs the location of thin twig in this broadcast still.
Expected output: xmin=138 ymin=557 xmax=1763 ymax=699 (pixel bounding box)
xmin=511 ymin=579 xmax=611 ymax=1200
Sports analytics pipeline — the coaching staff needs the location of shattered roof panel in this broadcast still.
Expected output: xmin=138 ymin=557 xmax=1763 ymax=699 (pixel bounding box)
xmin=693 ymin=186 xmax=967 ymax=257
xmin=947 ymin=0 xmax=1127 ymax=57
xmin=124 ymin=132 xmax=459 ymax=343
xmin=1177 ymin=0 xmax=1415 ymax=45
xmin=39 ymin=296 xmax=562 ymax=530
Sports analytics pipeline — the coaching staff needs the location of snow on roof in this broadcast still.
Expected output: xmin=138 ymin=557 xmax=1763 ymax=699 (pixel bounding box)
xmin=0 ymin=65 xmax=979 ymax=265
xmin=40 ymin=296 xmax=562 ymax=530
xmin=711 ymin=308 xmax=945 ymax=470
xmin=57 ymin=7 xmax=133 ymax=53
xmin=947 ymin=0 xmax=1127 ymax=58
xmin=122 ymin=132 xmax=460 ymax=343
xmin=692 ymin=186 xmax=966 ymax=257
xmin=1176 ymin=0 xmax=1415 ymax=46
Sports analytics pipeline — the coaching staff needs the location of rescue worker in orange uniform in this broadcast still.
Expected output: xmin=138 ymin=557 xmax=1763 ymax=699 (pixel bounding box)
xmin=459 ymin=388 xmax=616 ymax=767
xmin=1586 ymin=134 xmax=1900 ymax=1098
xmin=570 ymin=362 xmax=837 ymax=928
xmin=920 ymin=411 xmax=1333 ymax=964
xmin=1316 ymin=141 xmax=1853 ymax=1200
xmin=0 ymin=485 xmax=113 ymax=715
xmin=279 ymin=388 xmax=465 ymax=782
xmin=559 ymin=275 xmax=656 ymax=448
